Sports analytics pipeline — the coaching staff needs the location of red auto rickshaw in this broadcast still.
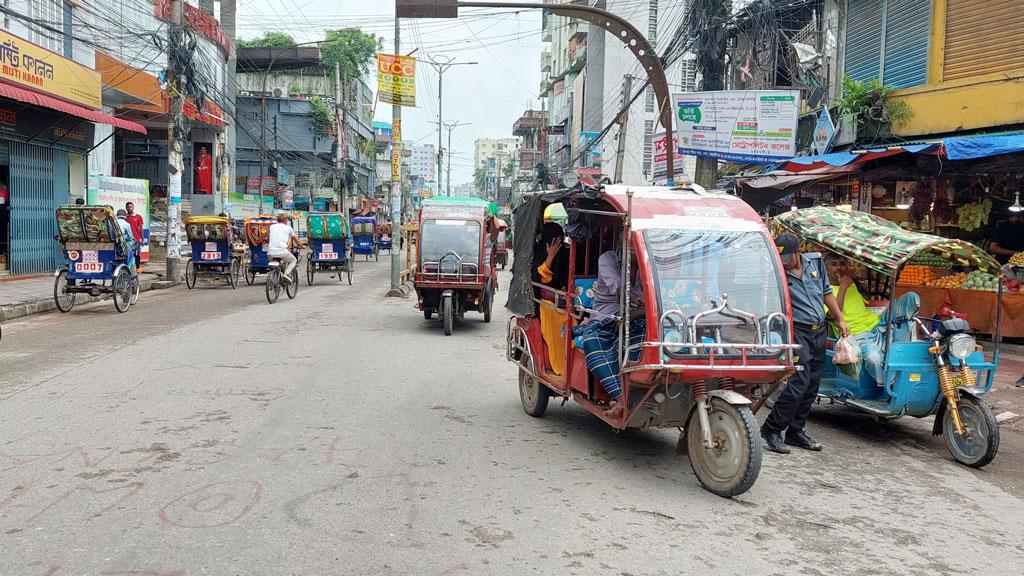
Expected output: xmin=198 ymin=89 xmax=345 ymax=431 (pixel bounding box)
xmin=506 ymin=181 xmax=801 ymax=497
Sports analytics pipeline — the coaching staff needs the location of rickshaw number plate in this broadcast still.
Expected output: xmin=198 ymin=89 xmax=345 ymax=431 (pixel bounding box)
xmin=320 ymin=252 xmax=338 ymax=260
xmin=74 ymin=262 xmax=103 ymax=273
xmin=322 ymin=243 xmax=334 ymax=252
xmin=205 ymin=242 xmax=217 ymax=251
xmin=201 ymin=251 xmax=222 ymax=260
xmin=82 ymin=251 xmax=98 ymax=263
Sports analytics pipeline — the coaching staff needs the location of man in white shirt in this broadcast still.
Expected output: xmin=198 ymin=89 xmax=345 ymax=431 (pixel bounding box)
xmin=267 ymin=213 xmax=298 ymax=283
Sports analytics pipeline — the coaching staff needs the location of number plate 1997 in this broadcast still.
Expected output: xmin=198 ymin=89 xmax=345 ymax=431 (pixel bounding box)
xmin=320 ymin=252 xmax=338 ymax=260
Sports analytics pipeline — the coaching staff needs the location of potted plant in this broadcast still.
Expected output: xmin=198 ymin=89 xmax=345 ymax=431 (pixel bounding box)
xmin=833 ymin=76 xmax=912 ymax=142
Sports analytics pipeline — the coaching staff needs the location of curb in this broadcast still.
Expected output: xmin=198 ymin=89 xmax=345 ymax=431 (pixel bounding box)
xmin=0 ymin=276 xmax=165 ymax=322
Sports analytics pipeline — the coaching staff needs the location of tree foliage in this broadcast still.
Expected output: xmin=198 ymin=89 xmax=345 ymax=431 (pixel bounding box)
xmin=321 ymin=28 xmax=382 ymax=79
xmin=474 ymin=167 xmax=488 ymax=195
xmin=237 ymin=32 xmax=296 ymax=48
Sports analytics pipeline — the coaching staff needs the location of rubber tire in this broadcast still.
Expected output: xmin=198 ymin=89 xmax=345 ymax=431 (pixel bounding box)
xmin=306 ymin=255 xmax=315 ymax=286
xmin=944 ymin=393 xmax=1000 ymax=468
xmin=518 ymin=355 xmax=549 ymax=417
xmin=113 ymin=267 xmax=133 ymax=313
xmin=229 ymin=258 xmax=241 ymax=288
xmin=185 ymin=260 xmax=196 ymax=289
xmin=686 ymin=398 xmax=762 ymax=498
xmin=265 ymin=269 xmax=281 ymax=304
xmin=483 ymin=287 xmax=493 ymax=323
xmin=130 ymin=274 xmax=140 ymax=305
xmin=244 ymin=265 xmax=255 ymax=286
xmin=286 ymin=268 xmax=298 ymax=299
xmin=441 ymin=295 xmax=453 ymax=336
xmin=54 ymin=269 xmax=75 ymax=313
xmin=423 ymin=308 xmax=433 ymax=320
xmin=346 ymin=266 xmax=352 ymax=285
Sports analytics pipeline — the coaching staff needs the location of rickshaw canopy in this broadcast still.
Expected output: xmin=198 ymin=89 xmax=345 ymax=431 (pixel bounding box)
xmin=56 ymin=205 xmax=126 ymax=245
xmin=774 ymin=206 xmax=1001 ymax=276
xmin=307 ymin=212 xmax=348 ymax=239
xmin=186 ymin=216 xmax=229 ymax=225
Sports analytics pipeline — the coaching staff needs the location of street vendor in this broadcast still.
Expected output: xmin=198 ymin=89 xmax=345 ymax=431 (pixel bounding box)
xmin=989 ymin=213 xmax=1024 ymax=265
xmin=762 ymin=233 xmax=849 ymax=454
xmin=824 ymin=253 xmax=921 ymax=386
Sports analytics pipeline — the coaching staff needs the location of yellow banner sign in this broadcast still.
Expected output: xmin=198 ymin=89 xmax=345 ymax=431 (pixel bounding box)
xmin=377 ymin=54 xmax=416 ymax=107
xmin=0 ymin=30 xmax=102 ymax=109
xmin=391 ymin=119 xmax=402 ymax=181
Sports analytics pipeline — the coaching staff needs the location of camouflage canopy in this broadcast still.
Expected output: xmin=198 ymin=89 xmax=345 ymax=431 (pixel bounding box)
xmin=774 ymin=206 xmax=1000 ymax=276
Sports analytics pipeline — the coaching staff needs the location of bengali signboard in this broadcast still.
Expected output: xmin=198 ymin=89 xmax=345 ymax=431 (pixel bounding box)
xmin=673 ymin=90 xmax=799 ymax=163
xmin=651 ymin=131 xmax=686 ymax=183
xmin=391 ymin=119 xmax=402 ymax=181
xmin=0 ymin=29 xmax=102 ymax=109
xmin=376 ymin=54 xmax=416 ymax=107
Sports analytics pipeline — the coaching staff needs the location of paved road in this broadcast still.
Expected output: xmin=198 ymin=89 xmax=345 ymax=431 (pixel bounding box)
xmin=2 ymin=257 xmax=1023 ymax=575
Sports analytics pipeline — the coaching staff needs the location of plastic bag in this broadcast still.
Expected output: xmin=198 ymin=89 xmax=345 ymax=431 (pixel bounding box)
xmin=833 ymin=337 xmax=860 ymax=365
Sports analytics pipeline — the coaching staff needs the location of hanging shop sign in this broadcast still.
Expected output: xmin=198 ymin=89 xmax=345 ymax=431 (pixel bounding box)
xmin=153 ymin=0 xmax=232 ymax=55
xmin=0 ymin=30 xmax=102 ymax=109
xmin=377 ymin=54 xmax=416 ymax=107
xmin=579 ymin=131 xmax=603 ymax=173
xmin=391 ymin=119 xmax=402 ymax=181
xmin=0 ymin=103 xmax=94 ymax=152
xmin=673 ymin=90 xmax=799 ymax=163
xmin=812 ymin=106 xmax=836 ymax=155
xmin=651 ymin=131 xmax=686 ymax=183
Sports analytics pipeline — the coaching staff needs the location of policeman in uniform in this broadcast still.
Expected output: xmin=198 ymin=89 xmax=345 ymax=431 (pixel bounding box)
xmin=762 ymin=233 xmax=849 ymax=453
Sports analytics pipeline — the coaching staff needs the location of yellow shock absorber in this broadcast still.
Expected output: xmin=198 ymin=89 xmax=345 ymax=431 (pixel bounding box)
xmin=959 ymin=364 xmax=976 ymax=387
xmin=938 ymin=365 xmax=965 ymax=436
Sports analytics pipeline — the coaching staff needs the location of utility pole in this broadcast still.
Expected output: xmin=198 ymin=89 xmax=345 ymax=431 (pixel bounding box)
xmin=334 ymin=61 xmax=347 ymax=223
xmin=165 ymin=0 xmax=185 ymax=283
xmin=612 ymin=74 xmax=632 ymax=184
xmin=387 ymin=18 xmax=403 ymax=295
xmin=442 ymin=120 xmax=470 ymax=196
xmin=690 ymin=0 xmax=729 ymax=188
xmin=425 ymin=56 xmax=477 ymax=198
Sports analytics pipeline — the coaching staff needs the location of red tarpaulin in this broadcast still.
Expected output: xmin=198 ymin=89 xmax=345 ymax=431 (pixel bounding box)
xmin=0 ymin=81 xmax=147 ymax=134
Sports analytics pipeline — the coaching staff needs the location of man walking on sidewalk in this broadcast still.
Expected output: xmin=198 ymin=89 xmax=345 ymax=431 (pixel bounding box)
xmin=762 ymin=234 xmax=849 ymax=454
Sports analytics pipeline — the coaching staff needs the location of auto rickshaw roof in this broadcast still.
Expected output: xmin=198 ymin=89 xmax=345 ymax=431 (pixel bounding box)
xmin=186 ymin=215 xmax=229 ymax=225
xmin=774 ymin=206 xmax=1001 ymax=276
xmin=351 ymin=216 xmax=377 ymax=223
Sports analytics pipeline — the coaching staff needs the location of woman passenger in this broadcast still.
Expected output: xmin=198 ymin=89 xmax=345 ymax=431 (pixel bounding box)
xmin=533 ymin=221 xmax=569 ymax=375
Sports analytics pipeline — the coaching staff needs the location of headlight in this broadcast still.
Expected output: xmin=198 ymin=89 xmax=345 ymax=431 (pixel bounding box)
xmin=947 ymin=334 xmax=977 ymax=360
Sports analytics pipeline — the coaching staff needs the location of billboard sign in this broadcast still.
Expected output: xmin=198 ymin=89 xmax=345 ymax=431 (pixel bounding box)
xmin=87 ymin=175 xmax=150 ymax=261
xmin=651 ymin=131 xmax=686 ymax=182
xmin=0 ymin=29 xmax=102 ymax=109
xmin=377 ymin=54 xmax=416 ymax=107
xmin=673 ymin=90 xmax=799 ymax=163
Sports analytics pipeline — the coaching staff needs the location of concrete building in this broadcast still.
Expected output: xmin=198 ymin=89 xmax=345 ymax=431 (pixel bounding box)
xmin=474 ymin=138 xmax=520 ymax=202
xmin=403 ymin=142 xmax=437 ymax=190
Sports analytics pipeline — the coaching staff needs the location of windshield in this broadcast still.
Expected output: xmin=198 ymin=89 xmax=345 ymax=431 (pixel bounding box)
xmin=421 ymin=219 xmax=481 ymax=264
xmin=645 ymin=229 xmax=786 ymax=355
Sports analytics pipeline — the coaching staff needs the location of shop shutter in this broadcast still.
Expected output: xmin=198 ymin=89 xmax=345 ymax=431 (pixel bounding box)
xmin=844 ymin=0 xmax=884 ymax=83
xmin=882 ymin=0 xmax=930 ymax=88
xmin=944 ymin=0 xmax=1024 ymax=81
xmin=8 ymin=143 xmax=68 ymax=275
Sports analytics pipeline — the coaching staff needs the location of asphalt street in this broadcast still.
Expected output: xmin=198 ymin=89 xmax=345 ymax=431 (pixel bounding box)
xmin=2 ymin=255 xmax=1023 ymax=575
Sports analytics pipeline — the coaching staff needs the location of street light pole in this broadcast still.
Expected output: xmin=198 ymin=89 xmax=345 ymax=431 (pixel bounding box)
xmin=387 ymin=17 xmax=403 ymax=295
xmin=442 ymin=120 xmax=470 ymax=196
xmin=425 ymin=56 xmax=477 ymax=197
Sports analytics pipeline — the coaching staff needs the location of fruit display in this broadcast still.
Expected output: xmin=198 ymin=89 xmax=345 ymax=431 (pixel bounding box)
xmin=961 ymin=270 xmax=1000 ymax=292
xmin=1010 ymin=252 xmax=1024 ymax=266
xmin=897 ymin=265 xmax=944 ymax=286
xmin=924 ymin=272 xmax=969 ymax=288
xmin=957 ymin=199 xmax=992 ymax=231
xmin=908 ymin=252 xmax=954 ymax=269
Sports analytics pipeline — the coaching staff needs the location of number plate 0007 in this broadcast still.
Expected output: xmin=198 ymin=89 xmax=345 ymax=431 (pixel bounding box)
xmin=74 ymin=262 xmax=104 ymax=273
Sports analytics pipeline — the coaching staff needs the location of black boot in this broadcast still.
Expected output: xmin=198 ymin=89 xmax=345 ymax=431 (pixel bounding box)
xmin=785 ymin=430 xmax=822 ymax=451
xmin=761 ymin=425 xmax=790 ymax=454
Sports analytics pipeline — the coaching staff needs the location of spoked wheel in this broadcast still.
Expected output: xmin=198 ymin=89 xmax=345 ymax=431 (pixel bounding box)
xmin=346 ymin=264 xmax=353 ymax=285
xmin=113 ymin=267 xmax=133 ymax=313
xmin=185 ymin=260 xmax=196 ymax=289
xmin=306 ymin=255 xmax=315 ymax=286
xmin=441 ymin=294 xmax=454 ymax=336
xmin=229 ymin=258 xmax=241 ymax=289
xmin=374 ymin=248 xmax=379 ymax=262
xmin=265 ymin=268 xmax=282 ymax=304
xmin=53 ymin=269 xmax=75 ymax=313
xmin=286 ymin=267 xmax=299 ymax=299
xmin=944 ymin=394 xmax=1000 ymax=468
xmin=130 ymin=274 xmax=141 ymax=306
xmin=518 ymin=354 xmax=549 ymax=417
xmin=244 ymin=264 xmax=255 ymax=286
xmin=686 ymin=398 xmax=762 ymax=498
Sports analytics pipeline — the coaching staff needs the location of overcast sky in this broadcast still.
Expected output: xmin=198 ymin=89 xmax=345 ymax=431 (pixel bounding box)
xmin=237 ymin=0 xmax=543 ymax=184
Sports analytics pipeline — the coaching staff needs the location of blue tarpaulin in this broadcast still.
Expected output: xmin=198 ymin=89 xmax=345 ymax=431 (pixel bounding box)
xmin=943 ymin=134 xmax=1024 ymax=160
xmin=786 ymin=144 xmax=938 ymax=167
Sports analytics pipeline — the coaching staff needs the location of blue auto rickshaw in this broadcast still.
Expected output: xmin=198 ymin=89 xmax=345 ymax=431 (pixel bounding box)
xmin=53 ymin=204 xmax=138 ymax=313
xmin=776 ymin=207 xmax=1001 ymax=468
xmin=306 ymin=212 xmax=352 ymax=285
xmin=184 ymin=216 xmax=241 ymax=289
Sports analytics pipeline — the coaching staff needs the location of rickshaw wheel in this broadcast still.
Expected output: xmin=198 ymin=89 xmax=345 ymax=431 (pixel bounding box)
xmin=229 ymin=258 xmax=241 ymax=289
xmin=130 ymin=275 xmax=140 ymax=305
xmin=184 ymin=260 xmax=196 ymax=289
xmin=686 ymin=398 xmax=761 ymax=498
xmin=441 ymin=295 xmax=454 ymax=336
xmin=306 ymin=255 xmax=315 ymax=286
xmin=944 ymin=394 xmax=999 ymax=468
xmin=244 ymin=265 xmax=255 ymax=286
xmin=113 ymin=268 xmax=133 ymax=313
xmin=518 ymin=355 xmax=549 ymax=417
xmin=265 ymin=269 xmax=281 ymax=304
xmin=54 ymin=269 xmax=75 ymax=313
xmin=483 ymin=287 xmax=493 ymax=323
